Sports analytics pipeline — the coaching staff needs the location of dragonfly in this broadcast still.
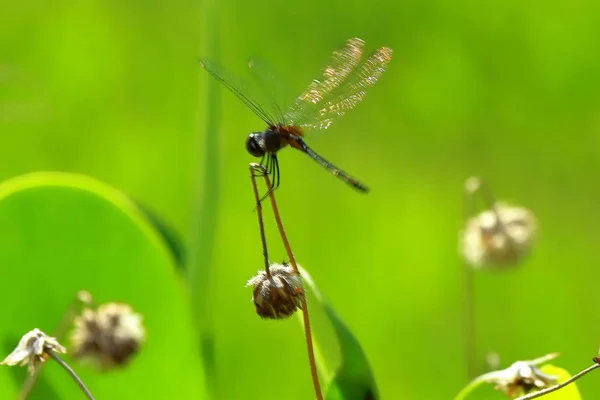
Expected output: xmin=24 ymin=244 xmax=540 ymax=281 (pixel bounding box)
xmin=199 ymin=38 xmax=393 ymax=195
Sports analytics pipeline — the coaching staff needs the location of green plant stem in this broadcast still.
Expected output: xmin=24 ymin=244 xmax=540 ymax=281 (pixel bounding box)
xmin=190 ymin=0 xmax=220 ymax=394
xmin=261 ymin=172 xmax=323 ymax=400
xmin=461 ymin=176 xmax=511 ymax=380
xmin=46 ymin=350 xmax=95 ymax=400
xmin=462 ymin=178 xmax=477 ymax=379
xmin=514 ymin=363 xmax=600 ymax=400
xmin=453 ymin=372 xmax=494 ymax=400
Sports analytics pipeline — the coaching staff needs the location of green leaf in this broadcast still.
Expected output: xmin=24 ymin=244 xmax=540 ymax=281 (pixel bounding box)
xmin=133 ymin=200 xmax=186 ymax=268
xmin=0 ymin=172 xmax=206 ymax=399
xmin=537 ymin=365 xmax=582 ymax=400
xmin=300 ymin=268 xmax=378 ymax=400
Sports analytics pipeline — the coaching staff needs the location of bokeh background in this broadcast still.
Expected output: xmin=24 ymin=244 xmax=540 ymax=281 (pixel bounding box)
xmin=2 ymin=0 xmax=600 ymax=398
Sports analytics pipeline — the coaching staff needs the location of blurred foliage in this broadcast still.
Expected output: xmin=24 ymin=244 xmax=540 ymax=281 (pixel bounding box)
xmin=2 ymin=0 xmax=600 ymax=398
xmin=301 ymin=268 xmax=378 ymax=400
xmin=0 ymin=172 xmax=206 ymax=398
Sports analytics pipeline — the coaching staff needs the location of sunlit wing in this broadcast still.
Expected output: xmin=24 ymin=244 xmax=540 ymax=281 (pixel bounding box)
xmin=285 ymin=41 xmax=393 ymax=131
xmin=283 ymin=38 xmax=366 ymax=125
xmin=301 ymin=46 xmax=393 ymax=131
xmin=199 ymin=58 xmax=278 ymax=125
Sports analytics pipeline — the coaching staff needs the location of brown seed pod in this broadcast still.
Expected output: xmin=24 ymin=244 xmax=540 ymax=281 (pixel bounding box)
xmin=246 ymin=263 xmax=305 ymax=319
xmin=69 ymin=303 xmax=145 ymax=370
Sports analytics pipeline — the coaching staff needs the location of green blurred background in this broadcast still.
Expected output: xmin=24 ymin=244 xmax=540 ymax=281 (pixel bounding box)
xmin=2 ymin=0 xmax=600 ymax=398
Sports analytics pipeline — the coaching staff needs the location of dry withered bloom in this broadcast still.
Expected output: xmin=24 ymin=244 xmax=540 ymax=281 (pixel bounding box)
xmin=482 ymin=353 xmax=559 ymax=397
xmin=461 ymin=202 xmax=537 ymax=268
xmin=1 ymin=328 xmax=66 ymax=375
xmin=246 ymin=263 xmax=305 ymax=319
xmin=70 ymin=302 xmax=145 ymax=370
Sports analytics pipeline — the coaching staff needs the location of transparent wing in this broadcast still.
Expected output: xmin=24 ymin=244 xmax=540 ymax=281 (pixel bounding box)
xmin=199 ymin=58 xmax=278 ymax=125
xmin=284 ymin=38 xmax=366 ymax=126
xmin=247 ymin=58 xmax=296 ymax=126
xmin=300 ymin=46 xmax=393 ymax=131
xmin=285 ymin=40 xmax=393 ymax=131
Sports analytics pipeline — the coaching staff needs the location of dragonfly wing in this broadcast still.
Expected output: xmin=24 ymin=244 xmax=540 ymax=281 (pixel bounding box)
xmin=284 ymin=38 xmax=366 ymax=126
xmin=300 ymin=46 xmax=393 ymax=131
xmin=199 ymin=58 xmax=278 ymax=125
xmin=247 ymin=58 xmax=296 ymax=125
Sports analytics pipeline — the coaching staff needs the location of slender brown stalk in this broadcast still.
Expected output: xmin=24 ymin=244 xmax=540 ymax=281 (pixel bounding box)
xmin=514 ymin=363 xmax=600 ymax=400
xmin=17 ymin=291 xmax=93 ymax=400
xmin=249 ymin=163 xmax=271 ymax=276
xmin=46 ymin=350 xmax=95 ymax=400
xmin=260 ymin=170 xmax=323 ymax=400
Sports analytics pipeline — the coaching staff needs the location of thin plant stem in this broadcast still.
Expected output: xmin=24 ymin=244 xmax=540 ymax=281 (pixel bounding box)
xmin=17 ymin=291 xmax=93 ymax=400
xmin=260 ymin=171 xmax=323 ymax=400
xmin=46 ymin=350 xmax=95 ymax=400
xmin=470 ymin=177 xmax=510 ymax=238
xmin=462 ymin=178 xmax=477 ymax=379
xmin=514 ymin=363 xmax=600 ymax=400
xmin=249 ymin=163 xmax=270 ymax=276
xmin=461 ymin=176 xmax=511 ymax=379
xmin=452 ymin=370 xmax=491 ymax=400
xmin=260 ymin=175 xmax=296 ymax=273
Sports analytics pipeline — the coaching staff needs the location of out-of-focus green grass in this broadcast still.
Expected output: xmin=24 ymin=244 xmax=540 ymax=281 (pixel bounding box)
xmin=2 ymin=0 xmax=600 ymax=398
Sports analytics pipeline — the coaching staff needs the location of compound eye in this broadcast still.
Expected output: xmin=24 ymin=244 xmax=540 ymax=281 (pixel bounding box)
xmin=245 ymin=134 xmax=264 ymax=157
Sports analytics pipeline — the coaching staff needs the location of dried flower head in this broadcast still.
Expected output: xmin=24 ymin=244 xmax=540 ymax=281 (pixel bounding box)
xmin=70 ymin=302 xmax=145 ymax=370
xmin=246 ymin=263 xmax=305 ymax=319
xmin=1 ymin=328 xmax=66 ymax=375
xmin=461 ymin=202 xmax=537 ymax=268
xmin=481 ymin=353 xmax=559 ymax=397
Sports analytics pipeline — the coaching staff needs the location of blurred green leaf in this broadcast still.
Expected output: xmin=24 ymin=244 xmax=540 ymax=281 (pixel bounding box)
xmin=0 ymin=172 xmax=206 ymax=399
xmin=300 ymin=268 xmax=378 ymax=400
xmin=133 ymin=200 xmax=186 ymax=268
xmin=537 ymin=365 xmax=582 ymax=400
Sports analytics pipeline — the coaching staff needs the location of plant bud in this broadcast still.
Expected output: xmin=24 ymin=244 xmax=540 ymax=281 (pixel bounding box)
xmin=246 ymin=263 xmax=305 ymax=319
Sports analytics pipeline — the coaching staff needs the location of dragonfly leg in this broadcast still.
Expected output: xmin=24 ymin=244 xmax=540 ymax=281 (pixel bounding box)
xmin=258 ymin=153 xmax=280 ymax=202
xmin=249 ymin=162 xmax=267 ymax=177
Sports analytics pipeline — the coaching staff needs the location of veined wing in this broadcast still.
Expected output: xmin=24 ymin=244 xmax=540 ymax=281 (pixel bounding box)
xmin=247 ymin=58 xmax=296 ymax=126
xmin=283 ymin=38 xmax=366 ymax=125
xmin=199 ymin=58 xmax=278 ymax=125
xmin=287 ymin=43 xmax=393 ymax=131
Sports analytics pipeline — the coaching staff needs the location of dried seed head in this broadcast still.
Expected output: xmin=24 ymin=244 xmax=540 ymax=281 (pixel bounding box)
xmin=70 ymin=302 xmax=145 ymax=370
xmin=461 ymin=202 xmax=537 ymax=268
xmin=482 ymin=353 xmax=559 ymax=397
xmin=1 ymin=328 xmax=66 ymax=375
xmin=246 ymin=263 xmax=305 ymax=319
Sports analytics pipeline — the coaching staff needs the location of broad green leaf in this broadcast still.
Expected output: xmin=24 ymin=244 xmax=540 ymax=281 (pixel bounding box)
xmin=300 ymin=268 xmax=378 ymax=400
xmin=0 ymin=172 xmax=206 ymax=399
xmin=133 ymin=200 xmax=186 ymax=268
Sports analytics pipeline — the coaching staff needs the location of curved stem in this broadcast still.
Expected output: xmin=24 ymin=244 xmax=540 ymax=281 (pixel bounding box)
xmin=46 ymin=350 xmax=95 ymax=400
xmin=261 ymin=171 xmax=323 ymax=400
xmin=453 ymin=372 xmax=493 ymax=400
xmin=17 ymin=291 xmax=92 ymax=400
xmin=514 ymin=363 xmax=600 ymax=400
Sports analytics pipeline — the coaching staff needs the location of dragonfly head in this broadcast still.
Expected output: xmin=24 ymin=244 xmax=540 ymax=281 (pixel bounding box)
xmin=246 ymin=132 xmax=265 ymax=157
